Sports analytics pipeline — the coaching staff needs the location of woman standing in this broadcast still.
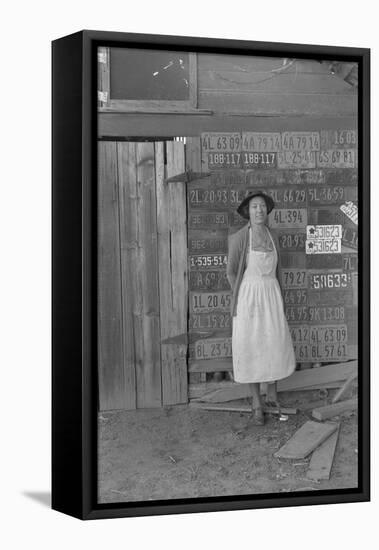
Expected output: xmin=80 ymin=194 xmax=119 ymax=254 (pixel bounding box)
xmin=227 ymin=191 xmax=296 ymax=425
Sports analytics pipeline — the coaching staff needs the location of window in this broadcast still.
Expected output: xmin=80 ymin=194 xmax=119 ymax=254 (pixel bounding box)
xmin=98 ymin=47 xmax=198 ymax=112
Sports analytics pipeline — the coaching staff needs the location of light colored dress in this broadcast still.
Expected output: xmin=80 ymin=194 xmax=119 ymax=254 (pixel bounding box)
xmin=232 ymin=227 xmax=296 ymax=383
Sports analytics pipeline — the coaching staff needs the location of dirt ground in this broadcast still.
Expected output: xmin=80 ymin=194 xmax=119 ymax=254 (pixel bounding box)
xmin=98 ymin=389 xmax=358 ymax=504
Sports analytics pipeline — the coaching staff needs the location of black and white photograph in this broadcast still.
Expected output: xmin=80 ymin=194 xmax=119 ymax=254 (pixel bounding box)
xmin=96 ymin=44 xmax=363 ymax=504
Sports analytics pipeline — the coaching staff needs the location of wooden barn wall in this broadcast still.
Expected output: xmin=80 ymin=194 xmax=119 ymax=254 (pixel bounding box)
xmin=196 ymin=55 xmax=357 ymax=115
xmin=186 ymin=128 xmax=358 ymax=391
xmin=98 ymin=141 xmax=188 ymax=411
xmin=97 ymin=52 xmax=358 ymax=409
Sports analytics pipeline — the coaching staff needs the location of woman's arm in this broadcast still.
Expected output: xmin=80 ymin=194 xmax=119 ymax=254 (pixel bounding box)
xmin=271 ymin=230 xmax=284 ymax=294
xmin=226 ymin=233 xmax=240 ymax=291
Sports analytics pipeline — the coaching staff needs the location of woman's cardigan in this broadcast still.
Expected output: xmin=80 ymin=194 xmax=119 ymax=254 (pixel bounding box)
xmin=226 ymin=222 xmax=282 ymax=317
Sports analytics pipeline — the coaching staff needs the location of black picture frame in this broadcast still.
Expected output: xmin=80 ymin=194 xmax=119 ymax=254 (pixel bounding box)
xmin=52 ymin=30 xmax=370 ymax=520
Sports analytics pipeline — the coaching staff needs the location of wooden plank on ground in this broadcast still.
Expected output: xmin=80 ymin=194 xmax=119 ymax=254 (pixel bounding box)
xmin=190 ymin=379 xmax=351 ymax=403
xmin=332 ymin=372 xmax=357 ymax=403
xmin=98 ymin=142 xmax=126 ymax=411
xmin=306 ymin=424 xmax=340 ymax=480
xmin=277 ymin=361 xmax=357 ymax=392
xmin=312 ymin=398 xmax=358 ymax=421
xmin=189 ymin=381 xmax=250 ymax=401
xmin=297 ymin=399 xmax=328 ymax=412
xmin=274 ymin=421 xmax=338 ymax=459
xmin=189 ymin=403 xmax=298 ymax=415
xmin=157 ymin=141 xmax=188 ymax=405
xmin=134 ymin=142 xmax=162 ymax=408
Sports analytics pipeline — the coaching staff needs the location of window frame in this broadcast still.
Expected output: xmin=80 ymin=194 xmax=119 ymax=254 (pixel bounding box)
xmin=98 ymin=47 xmax=199 ymax=113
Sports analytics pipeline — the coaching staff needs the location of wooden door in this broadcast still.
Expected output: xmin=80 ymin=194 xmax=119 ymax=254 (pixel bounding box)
xmin=98 ymin=141 xmax=188 ymax=410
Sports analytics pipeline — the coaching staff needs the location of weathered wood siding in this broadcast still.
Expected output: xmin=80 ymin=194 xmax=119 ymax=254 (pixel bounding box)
xmin=197 ymin=55 xmax=357 ymax=115
xmin=156 ymin=142 xmax=188 ymax=404
xmin=98 ymin=141 xmax=188 ymax=410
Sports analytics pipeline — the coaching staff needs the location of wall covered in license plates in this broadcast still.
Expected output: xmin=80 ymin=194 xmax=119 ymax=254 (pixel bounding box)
xmin=187 ymin=129 xmax=358 ymax=368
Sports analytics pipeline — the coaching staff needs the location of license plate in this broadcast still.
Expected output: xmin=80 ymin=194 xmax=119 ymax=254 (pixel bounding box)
xmin=245 ymin=169 xmax=305 ymax=186
xmin=277 ymin=151 xmax=316 ymax=169
xmin=265 ymin=187 xmax=307 ymax=206
xmin=320 ymin=129 xmax=357 ymax=149
xmin=242 ymin=152 xmax=277 ymax=168
xmin=340 ymin=201 xmax=358 ymax=225
xmin=189 ymin=254 xmax=228 ymax=269
xmin=188 ymin=187 xmax=230 ymax=207
xmin=308 ymin=186 xmax=357 ymax=205
xmin=188 ymin=212 xmax=229 ymax=229
xmin=342 ymin=226 xmax=358 ymax=249
xmin=280 ymin=253 xmax=307 ymax=268
xmin=189 ymin=270 xmax=230 ymax=291
xmin=290 ymin=326 xmax=310 ymax=343
xmin=210 ymin=170 xmax=246 ymax=186
xmin=342 ymin=253 xmax=358 ymax=272
xmin=308 ymin=207 xmax=346 ymax=226
xmin=189 ymin=313 xmax=231 ymax=330
xmin=306 ymin=225 xmax=342 ymax=239
xmin=201 ymin=132 xmax=242 ymax=152
xmin=281 ymin=132 xmax=320 ymax=151
xmin=269 ymin=209 xmax=307 ymax=228
xmin=306 ymin=254 xmax=343 ymax=269
xmin=316 ymin=149 xmax=355 ymax=168
xmin=281 ymin=269 xmax=308 ymax=288
xmin=206 ymin=152 xmax=243 ymax=169
xmin=283 ymin=289 xmax=308 ymax=305
xmin=188 ymin=232 xmax=227 ymax=254
xmin=242 ymin=132 xmax=281 ymax=152
xmin=190 ymin=292 xmax=232 ymax=313
xmin=308 ymin=306 xmax=345 ymax=323
xmin=309 ymin=271 xmax=351 ymax=290
xmin=309 ymin=325 xmax=348 ymax=344
xmin=285 ymin=306 xmax=308 ymax=323
xmin=306 ymin=239 xmax=341 ymax=254
xmin=309 ymin=343 xmax=348 ymax=360
xmin=293 ymin=343 xmax=348 ymax=361
xmin=308 ymin=287 xmax=354 ymax=307
xmin=294 ymin=344 xmax=312 ymax=361
xmin=194 ymin=337 xmax=232 ymax=360
xmin=278 ymin=232 xmax=306 ymax=251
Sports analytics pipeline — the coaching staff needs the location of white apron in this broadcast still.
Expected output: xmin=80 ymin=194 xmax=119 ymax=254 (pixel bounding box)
xmin=232 ymin=228 xmax=296 ymax=383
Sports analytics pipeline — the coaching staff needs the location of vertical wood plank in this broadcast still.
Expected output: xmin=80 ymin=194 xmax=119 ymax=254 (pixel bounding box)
xmin=185 ymin=137 xmax=202 ymax=174
xmin=157 ymin=141 xmax=188 ymax=405
xmin=186 ymin=137 xmax=206 ymax=385
xmin=117 ymin=142 xmax=138 ymax=409
xmin=134 ymin=142 xmax=162 ymax=408
xmin=98 ymin=141 xmax=125 ymax=410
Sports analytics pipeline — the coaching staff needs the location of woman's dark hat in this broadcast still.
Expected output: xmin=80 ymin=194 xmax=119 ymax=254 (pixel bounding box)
xmin=237 ymin=191 xmax=275 ymax=220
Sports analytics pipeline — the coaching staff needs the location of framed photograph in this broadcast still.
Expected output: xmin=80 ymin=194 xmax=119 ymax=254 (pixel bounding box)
xmin=52 ymin=30 xmax=370 ymax=520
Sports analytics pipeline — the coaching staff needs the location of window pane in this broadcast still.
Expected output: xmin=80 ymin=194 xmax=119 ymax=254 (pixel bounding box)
xmin=110 ymin=48 xmax=190 ymax=101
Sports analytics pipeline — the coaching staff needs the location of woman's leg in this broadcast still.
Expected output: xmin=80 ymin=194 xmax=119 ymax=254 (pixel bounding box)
xmin=249 ymin=383 xmax=262 ymax=409
xmin=249 ymin=383 xmax=264 ymax=425
xmin=266 ymin=381 xmax=279 ymax=407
